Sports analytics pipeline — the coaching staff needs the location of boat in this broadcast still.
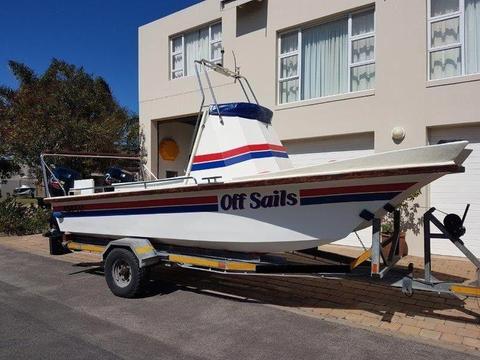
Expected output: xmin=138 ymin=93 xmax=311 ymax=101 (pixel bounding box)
xmin=43 ymin=60 xmax=471 ymax=253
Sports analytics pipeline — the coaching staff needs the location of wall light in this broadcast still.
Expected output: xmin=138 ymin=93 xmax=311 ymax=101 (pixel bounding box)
xmin=391 ymin=127 xmax=406 ymax=143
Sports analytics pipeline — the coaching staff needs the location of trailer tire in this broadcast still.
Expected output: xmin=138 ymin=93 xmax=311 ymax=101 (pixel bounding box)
xmin=105 ymin=248 xmax=148 ymax=298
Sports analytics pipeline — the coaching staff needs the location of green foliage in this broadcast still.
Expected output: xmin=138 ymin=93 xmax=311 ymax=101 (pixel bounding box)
xmin=0 ymin=157 xmax=20 ymax=179
xmin=382 ymin=190 xmax=422 ymax=235
xmin=0 ymin=59 xmax=140 ymax=179
xmin=0 ymin=198 xmax=51 ymax=235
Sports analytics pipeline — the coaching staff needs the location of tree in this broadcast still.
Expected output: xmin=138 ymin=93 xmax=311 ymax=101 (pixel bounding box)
xmin=0 ymin=59 xmax=140 ymax=178
xmin=0 ymin=157 xmax=20 ymax=179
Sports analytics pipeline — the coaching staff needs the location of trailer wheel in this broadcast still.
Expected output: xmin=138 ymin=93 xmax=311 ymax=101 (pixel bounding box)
xmin=105 ymin=248 xmax=148 ymax=298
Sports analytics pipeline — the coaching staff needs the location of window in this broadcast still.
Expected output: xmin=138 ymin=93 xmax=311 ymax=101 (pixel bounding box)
xmin=278 ymin=31 xmax=300 ymax=104
xmin=170 ymin=22 xmax=223 ymax=79
xmin=278 ymin=8 xmax=375 ymax=104
xmin=428 ymin=0 xmax=480 ymax=80
xmin=166 ymin=170 xmax=178 ymax=178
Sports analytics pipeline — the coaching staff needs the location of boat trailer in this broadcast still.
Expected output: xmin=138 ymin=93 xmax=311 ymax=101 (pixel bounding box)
xmin=48 ymin=206 xmax=480 ymax=298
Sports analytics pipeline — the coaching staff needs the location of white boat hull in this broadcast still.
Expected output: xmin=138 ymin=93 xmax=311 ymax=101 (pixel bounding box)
xmin=51 ymin=168 xmax=452 ymax=253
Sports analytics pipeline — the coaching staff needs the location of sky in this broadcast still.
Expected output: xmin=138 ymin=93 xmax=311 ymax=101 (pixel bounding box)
xmin=0 ymin=0 xmax=203 ymax=113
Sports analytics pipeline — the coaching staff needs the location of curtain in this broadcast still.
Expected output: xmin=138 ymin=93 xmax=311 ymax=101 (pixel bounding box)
xmin=352 ymin=37 xmax=375 ymax=63
xmin=279 ymin=31 xmax=299 ymax=103
xmin=431 ymin=17 xmax=459 ymax=47
xmin=350 ymin=36 xmax=375 ymax=91
xmin=210 ymin=23 xmax=222 ymax=61
xmin=350 ymin=10 xmax=375 ymax=91
xmin=430 ymin=48 xmax=461 ymax=79
xmin=351 ymin=64 xmax=375 ymax=91
xmin=301 ymin=19 xmax=348 ymax=100
xmin=466 ymin=0 xmax=480 ymax=74
xmin=281 ymin=32 xmax=298 ymax=54
xmin=431 ymin=0 xmax=459 ymax=17
xmin=185 ymin=27 xmax=209 ymax=76
xmin=280 ymin=78 xmax=299 ymax=103
xmin=429 ymin=16 xmax=461 ymax=79
xmin=351 ymin=11 xmax=374 ymax=36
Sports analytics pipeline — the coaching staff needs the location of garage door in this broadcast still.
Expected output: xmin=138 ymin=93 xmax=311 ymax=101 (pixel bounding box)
xmin=284 ymin=132 xmax=375 ymax=248
xmin=429 ymin=125 xmax=480 ymax=257
xmin=285 ymin=132 xmax=375 ymax=167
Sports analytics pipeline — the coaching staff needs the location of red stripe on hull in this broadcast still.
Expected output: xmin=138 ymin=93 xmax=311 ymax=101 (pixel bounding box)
xmin=299 ymin=183 xmax=416 ymax=197
xmin=194 ymin=143 xmax=286 ymax=163
xmin=54 ymin=195 xmax=218 ymax=212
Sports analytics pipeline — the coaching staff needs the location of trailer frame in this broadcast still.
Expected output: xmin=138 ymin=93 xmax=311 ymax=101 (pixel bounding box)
xmin=47 ymin=205 xmax=480 ymax=299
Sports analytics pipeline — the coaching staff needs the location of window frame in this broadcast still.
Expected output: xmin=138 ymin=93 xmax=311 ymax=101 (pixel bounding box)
xmin=169 ymin=21 xmax=223 ymax=80
xmin=209 ymin=23 xmax=223 ymax=63
xmin=277 ymin=7 xmax=376 ymax=105
xmin=427 ymin=0 xmax=465 ymax=80
xmin=277 ymin=29 xmax=302 ymax=104
xmin=170 ymin=36 xmax=184 ymax=79
xmin=348 ymin=10 xmax=376 ymax=91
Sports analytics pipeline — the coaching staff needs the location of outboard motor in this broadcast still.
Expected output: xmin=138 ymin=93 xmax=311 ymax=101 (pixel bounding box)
xmin=104 ymin=167 xmax=135 ymax=185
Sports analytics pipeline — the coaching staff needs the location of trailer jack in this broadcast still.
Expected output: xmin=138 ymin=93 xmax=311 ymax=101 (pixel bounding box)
xmin=395 ymin=206 xmax=480 ymax=297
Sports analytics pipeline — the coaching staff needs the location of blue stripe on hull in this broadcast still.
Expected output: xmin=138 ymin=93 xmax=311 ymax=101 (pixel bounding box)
xmin=55 ymin=204 xmax=219 ymax=218
xmin=191 ymin=151 xmax=288 ymax=171
xmin=54 ymin=192 xmax=400 ymax=219
xmin=300 ymin=192 xmax=400 ymax=206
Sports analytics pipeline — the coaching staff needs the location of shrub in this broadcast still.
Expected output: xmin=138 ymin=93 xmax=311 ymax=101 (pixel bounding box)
xmin=381 ymin=190 xmax=422 ymax=235
xmin=0 ymin=197 xmax=51 ymax=235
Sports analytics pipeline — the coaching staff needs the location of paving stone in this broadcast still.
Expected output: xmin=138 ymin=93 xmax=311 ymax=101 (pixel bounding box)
xmin=463 ymin=336 xmax=480 ymax=349
xmin=419 ymin=321 xmax=439 ymax=331
xmin=398 ymin=325 xmax=422 ymax=336
xmin=399 ymin=317 xmax=420 ymax=327
xmin=329 ymin=309 xmax=348 ymax=319
xmin=440 ymin=333 xmax=464 ymax=345
xmin=445 ymin=319 xmax=467 ymax=328
xmin=436 ymin=324 xmax=464 ymax=335
xmin=311 ymin=307 xmax=333 ymax=316
xmin=345 ymin=313 xmax=365 ymax=323
xmin=360 ymin=317 xmax=382 ymax=327
xmin=456 ymin=327 xmax=480 ymax=339
xmin=380 ymin=321 xmax=402 ymax=331
xmin=465 ymin=323 xmax=480 ymax=330
xmin=419 ymin=329 xmax=442 ymax=340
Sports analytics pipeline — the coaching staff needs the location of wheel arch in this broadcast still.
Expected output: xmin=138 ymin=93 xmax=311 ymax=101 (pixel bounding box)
xmin=102 ymin=238 xmax=162 ymax=268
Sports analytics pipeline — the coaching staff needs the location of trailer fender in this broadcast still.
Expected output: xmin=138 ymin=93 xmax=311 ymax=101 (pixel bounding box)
xmin=102 ymin=238 xmax=162 ymax=268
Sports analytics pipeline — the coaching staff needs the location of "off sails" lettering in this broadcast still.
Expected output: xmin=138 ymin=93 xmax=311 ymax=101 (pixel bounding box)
xmin=220 ymin=190 xmax=298 ymax=210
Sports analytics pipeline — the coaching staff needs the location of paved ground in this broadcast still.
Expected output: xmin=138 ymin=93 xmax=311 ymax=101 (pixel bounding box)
xmin=5 ymin=235 xmax=480 ymax=350
xmin=0 ymin=245 xmax=478 ymax=360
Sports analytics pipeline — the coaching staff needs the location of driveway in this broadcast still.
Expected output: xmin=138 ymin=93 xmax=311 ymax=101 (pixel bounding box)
xmin=0 ymin=244 xmax=478 ymax=360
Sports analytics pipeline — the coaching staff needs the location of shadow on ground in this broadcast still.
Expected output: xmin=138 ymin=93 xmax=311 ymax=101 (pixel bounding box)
xmin=69 ymin=261 xmax=480 ymax=326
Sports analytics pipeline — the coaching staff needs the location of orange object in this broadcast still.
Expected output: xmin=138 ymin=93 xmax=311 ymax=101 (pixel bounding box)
xmin=159 ymin=138 xmax=179 ymax=161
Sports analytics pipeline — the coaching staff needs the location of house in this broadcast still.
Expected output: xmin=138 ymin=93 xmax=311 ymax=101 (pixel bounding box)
xmin=138 ymin=0 xmax=480 ymax=257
